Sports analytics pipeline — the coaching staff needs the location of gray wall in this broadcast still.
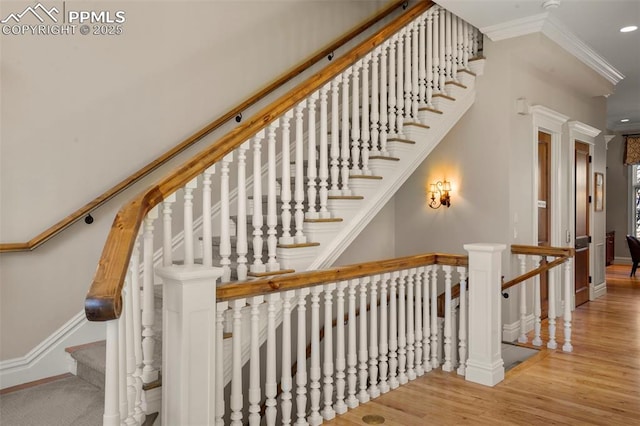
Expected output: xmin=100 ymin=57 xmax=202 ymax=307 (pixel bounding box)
xmin=0 ymin=0 xmax=389 ymax=360
xmin=606 ymin=134 xmax=632 ymax=261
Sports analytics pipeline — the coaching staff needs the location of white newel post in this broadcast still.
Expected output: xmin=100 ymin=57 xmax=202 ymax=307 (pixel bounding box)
xmin=156 ymin=265 xmax=224 ymax=426
xmin=463 ymin=243 xmax=506 ymax=387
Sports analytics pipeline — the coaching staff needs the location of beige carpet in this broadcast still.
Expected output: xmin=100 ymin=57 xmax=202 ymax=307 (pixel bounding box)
xmin=0 ymin=376 xmax=103 ymax=426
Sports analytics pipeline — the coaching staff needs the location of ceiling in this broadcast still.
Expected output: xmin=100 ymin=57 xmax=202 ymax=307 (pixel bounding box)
xmin=437 ymin=0 xmax=640 ymax=133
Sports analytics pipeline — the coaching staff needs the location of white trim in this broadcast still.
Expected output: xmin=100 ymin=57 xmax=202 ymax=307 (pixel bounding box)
xmin=614 ymin=256 xmax=632 ymax=265
xmin=481 ymin=13 xmax=548 ymax=41
xmin=481 ymin=14 xmax=624 ymax=86
xmin=630 ymin=165 xmax=638 ymax=238
xmin=0 ymin=312 xmax=105 ymax=389
xmin=593 ymin=281 xmax=607 ymax=299
xmin=502 ymin=314 xmax=534 ymax=342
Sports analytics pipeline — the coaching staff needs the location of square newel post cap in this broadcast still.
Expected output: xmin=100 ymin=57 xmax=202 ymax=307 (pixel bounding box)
xmin=156 ymin=264 xmax=224 ymax=283
xmin=463 ymin=243 xmax=507 ymax=253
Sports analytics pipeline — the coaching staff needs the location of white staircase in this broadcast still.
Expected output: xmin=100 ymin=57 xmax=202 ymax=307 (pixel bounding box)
xmin=85 ymin=4 xmax=487 ymax=425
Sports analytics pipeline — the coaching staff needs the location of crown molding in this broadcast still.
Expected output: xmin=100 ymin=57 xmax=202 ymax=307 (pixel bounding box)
xmin=481 ymin=13 xmax=624 ymax=86
xmin=567 ymin=120 xmax=601 ymax=138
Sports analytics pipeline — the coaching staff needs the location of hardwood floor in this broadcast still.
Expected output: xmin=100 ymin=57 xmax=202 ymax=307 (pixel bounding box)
xmin=326 ymin=264 xmax=640 ymax=425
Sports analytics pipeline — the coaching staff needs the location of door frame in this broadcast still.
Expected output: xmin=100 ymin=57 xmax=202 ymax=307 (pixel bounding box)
xmin=568 ymin=121 xmax=602 ymax=305
xmin=530 ymin=105 xmax=568 ymax=316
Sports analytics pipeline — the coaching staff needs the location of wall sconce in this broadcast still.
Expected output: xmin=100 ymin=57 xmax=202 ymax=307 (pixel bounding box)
xmin=428 ymin=180 xmax=451 ymax=209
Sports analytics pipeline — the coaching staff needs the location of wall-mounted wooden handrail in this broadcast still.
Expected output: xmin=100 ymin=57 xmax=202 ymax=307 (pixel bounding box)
xmin=0 ymin=0 xmax=410 ymax=254
xmin=85 ymin=1 xmax=435 ymax=322
xmin=217 ymin=252 xmax=466 ymax=302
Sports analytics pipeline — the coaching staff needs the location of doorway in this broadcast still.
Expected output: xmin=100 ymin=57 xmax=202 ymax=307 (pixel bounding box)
xmin=574 ymin=141 xmax=590 ymax=307
xmin=537 ymin=131 xmax=551 ymax=318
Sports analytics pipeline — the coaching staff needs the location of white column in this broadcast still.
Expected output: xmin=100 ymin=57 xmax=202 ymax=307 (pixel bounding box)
xmin=308 ymin=286 xmax=323 ymax=426
xmin=456 ymin=266 xmax=468 ymax=376
xmin=370 ymin=50 xmax=380 ymax=156
xmin=248 ymin=296 xmax=264 ymax=426
xmin=340 ymin=69 xmax=352 ymax=196
xmin=517 ymin=255 xmax=528 ymax=343
xmin=230 ymin=298 xmax=247 ymax=426
xmin=295 ymin=288 xmax=310 ymax=426
xmin=219 ymin=155 xmax=233 ymax=282
xmin=422 ymin=265 xmax=432 ymax=373
xmin=368 ymin=275 xmax=380 ymax=397
xmin=294 ymin=101 xmax=307 ymax=244
xmin=329 ymin=78 xmax=342 ymax=196
xmin=357 ymin=277 xmax=370 ymax=403
xmin=141 ymin=207 xmax=158 ymax=384
xmin=202 ymin=168 xmax=214 ymax=268
xmin=388 ymin=36 xmax=397 ymax=138
xmin=532 ymin=256 xmax=543 ymax=346
xmin=360 ymin=56 xmax=371 ymax=176
xmin=346 ymin=279 xmax=359 ymax=408
xmin=162 ymin=193 xmax=176 ymax=267
xmin=388 ymin=272 xmax=399 ymax=389
xmin=463 ymin=243 xmax=506 ymax=387
xmin=379 ymin=42 xmax=389 ymax=156
xmin=251 ymin=130 xmax=266 ymax=274
xmin=281 ymin=290 xmax=295 ymax=425
xmin=547 ymin=257 xmax=558 ymax=350
xmin=280 ymin=110 xmax=295 ymax=244
xmin=156 ymin=265 xmax=223 ymax=426
xmin=215 ymin=302 xmax=227 ymax=426
xmin=265 ymin=294 xmax=280 ymax=425
xmin=103 ymin=320 xmax=120 ymax=426
xmin=266 ymin=121 xmax=280 ymax=272
xmin=307 ymin=91 xmax=319 ymax=218
xmin=414 ymin=268 xmax=424 ymax=377
xmin=442 ymin=265 xmax=453 ymax=372
xmin=378 ymin=273 xmax=390 ymax=393
xmin=418 ymin=14 xmax=427 ymax=108
xmin=334 ymin=281 xmax=348 ymax=415
xmin=350 ymin=61 xmax=362 ymax=175
xmin=406 ymin=269 xmax=416 ymax=380
xmin=318 ymin=84 xmax=331 ymax=218
xmin=183 ymin=178 xmax=198 ymax=267
xmin=236 ymin=143 xmax=250 ymax=280
xmin=430 ymin=265 xmax=439 ymax=369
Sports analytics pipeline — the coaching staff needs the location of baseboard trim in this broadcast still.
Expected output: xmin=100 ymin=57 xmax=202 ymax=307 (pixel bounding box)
xmin=593 ymin=282 xmax=607 ymax=300
xmin=502 ymin=314 xmax=534 ymax=342
xmin=0 ymin=311 xmax=105 ymax=390
xmin=613 ymin=256 xmax=632 ymax=265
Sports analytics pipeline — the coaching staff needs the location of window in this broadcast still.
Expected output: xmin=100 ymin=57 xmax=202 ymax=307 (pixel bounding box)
xmin=632 ymin=165 xmax=640 ymax=238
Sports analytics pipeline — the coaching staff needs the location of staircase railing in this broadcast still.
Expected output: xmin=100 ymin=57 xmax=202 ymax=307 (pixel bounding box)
xmin=0 ymin=0 xmax=409 ymax=253
xmin=85 ymin=2 xmax=485 ymax=424
xmin=504 ymin=244 xmax=575 ymax=351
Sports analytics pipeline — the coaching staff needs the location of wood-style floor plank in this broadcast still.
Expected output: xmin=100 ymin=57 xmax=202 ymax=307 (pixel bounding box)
xmin=325 ymin=265 xmax=640 ymax=425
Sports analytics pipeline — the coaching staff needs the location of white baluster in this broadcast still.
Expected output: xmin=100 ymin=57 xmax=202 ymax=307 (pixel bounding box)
xmin=406 ymin=269 xmax=416 ymax=380
xmin=183 ymin=178 xmax=197 ymax=266
xmin=426 ymin=10 xmax=434 ymax=105
xmin=294 ymin=101 xmax=307 ymax=244
xmin=230 ymin=299 xmax=246 ymax=426
xmin=334 ymin=281 xmax=348 ymax=415
xmin=346 ymin=279 xmax=359 ymax=408
xmin=456 ymin=15 xmax=464 ymax=72
xmin=295 ymin=288 xmax=310 ymax=426
xmin=563 ymin=258 xmax=573 ymax=352
xmin=396 ymin=29 xmax=405 ymax=136
xmin=129 ymin=238 xmax=144 ymax=424
xmin=404 ymin=24 xmax=413 ymax=121
xmin=266 ymin=121 xmax=280 ymax=272
xmin=215 ymin=302 xmax=228 ymax=426
xmin=322 ymin=283 xmax=337 ymax=420
xmin=418 ymin=14 xmax=427 ymax=108
xmin=411 ymin=20 xmax=420 ymax=120
xmin=308 ymin=286 xmax=322 ymax=425
xmin=442 ymin=265 xmax=453 ymax=372
xmin=103 ymin=320 xmax=120 ymax=426
xmin=472 ymin=26 xmax=479 ymax=57
xmin=379 ymin=42 xmax=389 ymax=155
xmin=248 ymin=296 xmax=264 ymax=426
xmin=340 ymin=68 xmax=352 ymax=196
xmin=251 ymin=130 xmax=266 ymax=274
xmin=280 ymin=110 xmax=295 ymax=244
xmin=451 ymin=14 xmax=458 ymax=81
xmin=358 ymin=277 xmax=370 ymax=403
xmin=445 ymin=10 xmax=453 ymax=82
xmin=388 ymin=271 xmax=399 ymax=389
xmin=532 ymin=256 xmax=543 ymax=346
xmin=457 ymin=266 xmax=468 ymax=376
xmin=141 ymin=207 xmax=158 ymax=384
xmin=281 ymin=290 xmax=296 ymax=425
xmin=236 ymin=143 xmax=250 ymax=280
xmin=378 ymin=273 xmax=390 ymax=393
xmin=369 ymin=275 xmax=380 ymax=397
xmin=423 ymin=265 xmax=432 ymax=373
xmin=360 ymin=55 xmax=371 ymax=175
xmin=414 ymin=268 xmax=424 ymax=377
xmin=462 ymin=21 xmax=470 ymax=69
xmin=118 ymin=294 xmax=129 ymax=424
xmin=517 ymin=255 xmax=529 ymax=343
xmin=162 ymin=193 xmax=176 ymax=267
xmin=202 ymin=167 xmax=214 ymax=267
xmin=220 ymin=155 xmax=232 ymax=281
xmin=318 ymin=84 xmax=331 ymax=218
xmin=547 ymin=257 xmax=557 ymax=349
xmin=307 ymin=91 xmax=319 ymax=218
xmin=265 ymin=294 xmax=280 ymax=425
xmin=370 ymin=50 xmax=380 ymax=156
xmin=397 ymin=271 xmax=408 ymax=384
xmin=439 ymin=8 xmax=446 ymax=93
xmin=350 ymin=61 xmax=362 ymax=175
xmin=329 ymin=78 xmax=342 ymax=196
xmin=388 ymin=36 xmax=397 ymax=138
xmin=430 ymin=264 xmax=439 ymax=368
xmin=124 ymin=272 xmax=138 ymax=425
xmin=432 ymin=8 xmax=440 ymax=94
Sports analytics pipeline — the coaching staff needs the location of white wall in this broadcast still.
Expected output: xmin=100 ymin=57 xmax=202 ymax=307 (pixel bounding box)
xmin=392 ymin=33 xmax=607 ymax=325
xmin=0 ymin=0 xmax=390 ymax=360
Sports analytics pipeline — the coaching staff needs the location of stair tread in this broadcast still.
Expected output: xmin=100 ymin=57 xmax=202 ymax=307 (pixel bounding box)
xmin=433 ymin=93 xmax=456 ymax=101
xmin=419 ymin=106 xmax=443 ymax=114
xmin=404 ymin=121 xmax=430 ymax=129
xmin=387 ymin=137 xmax=416 ymax=144
xmin=369 ymin=155 xmax=400 ymax=161
xmin=328 ymin=195 xmax=364 ymax=200
xmin=349 ymin=174 xmax=383 ymax=180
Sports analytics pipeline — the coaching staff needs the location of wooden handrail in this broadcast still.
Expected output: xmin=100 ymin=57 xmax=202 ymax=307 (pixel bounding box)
xmin=501 ymin=244 xmax=575 ymax=292
xmin=85 ymin=1 xmax=435 ymax=321
xmin=0 ymin=0 xmax=410 ymax=254
xmin=217 ymin=252 xmax=466 ymax=302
